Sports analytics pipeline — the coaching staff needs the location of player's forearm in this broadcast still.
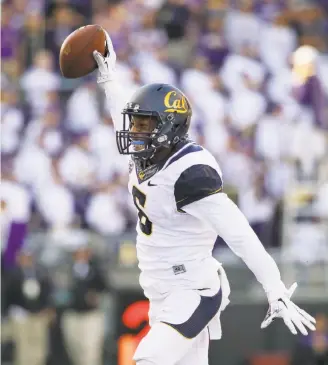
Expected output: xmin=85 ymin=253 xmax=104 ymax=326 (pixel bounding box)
xmin=101 ymin=79 xmax=126 ymax=131
xmin=184 ymin=193 xmax=286 ymax=301
xmin=92 ymin=32 xmax=126 ymax=131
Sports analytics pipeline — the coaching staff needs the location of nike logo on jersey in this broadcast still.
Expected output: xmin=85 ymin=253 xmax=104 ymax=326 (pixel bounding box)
xmin=148 ymin=181 xmax=157 ymax=187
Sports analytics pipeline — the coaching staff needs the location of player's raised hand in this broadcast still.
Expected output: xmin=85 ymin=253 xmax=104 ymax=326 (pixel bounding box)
xmin=93 ymin=30 xmax=117 ymax=84
xmin=261 ymin=282 xmax=316 ymax=335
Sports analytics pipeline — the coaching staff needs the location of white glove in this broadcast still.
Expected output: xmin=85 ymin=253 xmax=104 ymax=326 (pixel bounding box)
xmin=261 ymin=282 xmax=316 ymax=335
xmin=93 ymin=30 xmax=117 ymax=84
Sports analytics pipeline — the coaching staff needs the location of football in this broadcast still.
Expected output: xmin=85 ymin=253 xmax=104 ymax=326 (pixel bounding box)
xmin=59 ymin=24 xmax=106 ymax=79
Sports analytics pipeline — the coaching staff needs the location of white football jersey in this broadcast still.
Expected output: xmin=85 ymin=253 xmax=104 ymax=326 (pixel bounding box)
xmin=128 ymin=140 xmax=224 ymax=300
xmin=103 ymin=78 xmax=289 ymax=309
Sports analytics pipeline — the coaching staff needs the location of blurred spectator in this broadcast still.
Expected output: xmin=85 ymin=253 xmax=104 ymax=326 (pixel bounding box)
xmin=219 ymin=136 xmax=255 ymax=192
xmin=254 ymin=0 xmax=288 ymax=23
xmin=66 ymin=77 xmax=101 ymax=132
xmin=157 ymin=0 xmax=193 ymax=66
xmin=180 ymin=55 xmax=214 ymax=99
xmin=239 ymin=173 xmax=276 ymax=246
xmin=266 ymin=66 xmax=295 ymax=105
xmin=10 ymin=0 xmax=28 ymax=29
xmin=1 ymin=169 xmax=30 ymax=269
xmin=62 ymin=245 xmax=107 ymax=365
xmin=20 ymin=50 xmax=61 ymax=118
xmin=220 ymin=44 xmax=266 ymax=94
xmin=45 ymin=2 xmax=85 ymax=64
xmin=13 ymin=139 xmax=53 ymax=192
xmin=254 ymin=104 xmax=294 ymax=162
xmin=5 ymin=248 xmax=54 ymax=365
xmin=58 ymin=132 xmax=97 ymax=190
xmin=157 ymin=0 xmax=190 ymax=41
xmin=224 ymin=0 xmax=262 ymax=52
xmin=23 ymin=107 xmax=63 ymax=153
xmin=1 ymin=88 xmax=24 ymax=155
xmin=193 ymin=89 xmax=228 ymax=156
xmin=23 ymin=12 xmax=46 ymax=68
xmin=1 ymin=2 xmax=24 ymax=80
xmin=137 ymin=48 xmax=178 ymax=85
xmin=129 ymin=9 xmax=168 ymax=58
xmin=90 ymin=116 xmax=128 ymax=182
xmin=289 ymin=112 xmax=327 ymax=181
xmin=259 ymin=14 xmax=297 ymax=74
xmin=291 ymin=313 xmax=328 ymax=365
xmin=47 ymin=225 xmax=90 ymax=249
xmin=35 ymin=159 xmax=76 ymax=230
xmin=227 ymin=85 xmax=267 ymax=133
xmin=93 ymin=4 xmax=129 ymax=56
xmin=265 ymin=159 xmax=294 ymax=199
xmin=296 ymin=6 xmax=328 ymax=51
xmin=86 ymin=181 xmax=127 ymax=236
xmin=198 ymin=14 xmax=229 ymax=71
xmin=283 ymin=214 xmax=328 ymax=266
xmin=292 ymin=45 xmax=328 ymax=130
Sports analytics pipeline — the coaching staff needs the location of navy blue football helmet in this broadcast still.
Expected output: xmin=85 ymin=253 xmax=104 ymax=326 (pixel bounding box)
xmin=116 ymin=83 xmax=192 ymax=160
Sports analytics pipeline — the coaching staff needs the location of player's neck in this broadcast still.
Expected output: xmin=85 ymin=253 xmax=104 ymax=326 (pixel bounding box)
xmin=150 ymin=146 xmax=174 ymax=165
xmin=138 ymin=138 xmax=191 ymax=169
xmin=149 ymin=138 xmax=191 ymax=165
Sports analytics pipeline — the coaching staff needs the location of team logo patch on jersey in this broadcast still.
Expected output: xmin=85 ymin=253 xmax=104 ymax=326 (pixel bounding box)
xmin=172 ymin=264 xmax=186 ymax=275
xmin=164 ymin=91 xmax=188 ymax=114
xmin=138 ymin=170 xmax=145 ymax=180
xmin=136 ymin=164 xmax=159 ymax=183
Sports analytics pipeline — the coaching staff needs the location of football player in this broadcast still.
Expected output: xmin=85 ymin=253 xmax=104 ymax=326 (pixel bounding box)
xmin=92 ymin=32 xmax=316 ymax=365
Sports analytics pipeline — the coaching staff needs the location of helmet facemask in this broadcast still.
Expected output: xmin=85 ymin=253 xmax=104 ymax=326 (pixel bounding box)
xmin=116 ymin=111 xmax=164 ymax=160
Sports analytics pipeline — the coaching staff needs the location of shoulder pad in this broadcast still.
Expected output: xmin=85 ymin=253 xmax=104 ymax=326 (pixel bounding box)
xmin=174 ymin=164 xmax=223 ymax=212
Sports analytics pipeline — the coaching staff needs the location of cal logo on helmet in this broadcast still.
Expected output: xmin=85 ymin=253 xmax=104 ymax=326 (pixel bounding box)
xmin=164 ymin=91 xmax=188 ymax=114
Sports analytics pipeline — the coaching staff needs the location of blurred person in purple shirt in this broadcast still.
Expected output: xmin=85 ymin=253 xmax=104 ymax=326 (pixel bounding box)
xmin=129 ymin=9 xmax=168 ymax=58
xmin=253 ymin=0 xmax=287 ymax=23
xmin=1 ymin=163 xmax=30 ymax=270
xmin=92 ymin=3 xmax=130 ymax=57
xmin=292 ymin=45 xmax=328 ymax=130
xmin=10 ymin=0 xmax=30 ymax=30
xmin=1 ymin=2 xmax=24 ymax=80
xmin=198 ymin=14 xmax=229 ymax=71
xmin=291 ymin=313 xmax=328 ymax=365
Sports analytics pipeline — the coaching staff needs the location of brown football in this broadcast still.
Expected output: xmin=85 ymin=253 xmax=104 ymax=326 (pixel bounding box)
xmin=59 ymin=25 xmax=106 ymax=79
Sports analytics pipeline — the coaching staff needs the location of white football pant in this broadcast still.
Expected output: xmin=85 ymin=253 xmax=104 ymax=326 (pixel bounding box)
xmin=133 ymin=288 xmax=222 ymax=365
xmin=134 ymin=322 xmax=210 ymax=365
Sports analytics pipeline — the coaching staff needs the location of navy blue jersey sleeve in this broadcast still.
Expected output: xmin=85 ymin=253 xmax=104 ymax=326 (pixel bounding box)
xmin=174 ymin=164 xmax=223 ymax=212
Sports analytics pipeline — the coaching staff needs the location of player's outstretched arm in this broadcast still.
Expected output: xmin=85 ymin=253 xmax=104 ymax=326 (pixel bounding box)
xmin=183 ymin=192 xmax=316 ymax=335
xmin=93 ymin=30 xmax=125 ymax=131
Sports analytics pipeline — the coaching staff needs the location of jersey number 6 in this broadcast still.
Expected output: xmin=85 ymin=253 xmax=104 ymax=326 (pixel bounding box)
xmin=132 ymin=186 xmax=153 ymax=235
